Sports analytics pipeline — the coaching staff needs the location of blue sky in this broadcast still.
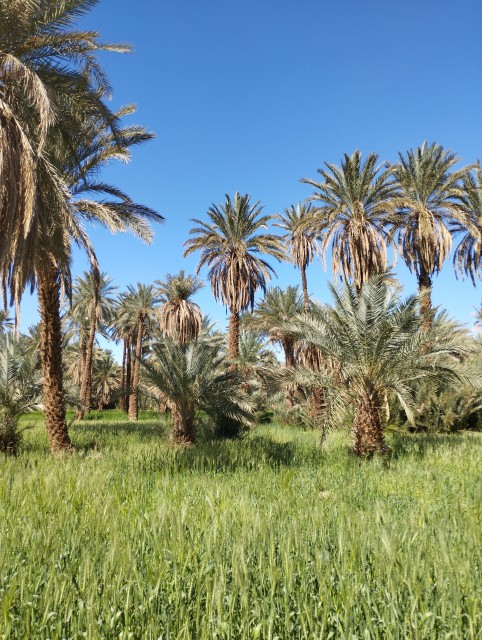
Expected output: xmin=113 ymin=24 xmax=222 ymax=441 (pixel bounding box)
xmin=19 ymin=0 xmax=482 ymax=344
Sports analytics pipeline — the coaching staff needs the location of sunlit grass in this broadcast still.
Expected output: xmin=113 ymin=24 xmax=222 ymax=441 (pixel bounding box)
xmin=1 ymin=416 xmax=481 ymax=639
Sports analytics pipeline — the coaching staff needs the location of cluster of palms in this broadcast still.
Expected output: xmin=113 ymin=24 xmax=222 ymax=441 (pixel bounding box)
xmin=1 ymin=1 xmax=481 ymax=458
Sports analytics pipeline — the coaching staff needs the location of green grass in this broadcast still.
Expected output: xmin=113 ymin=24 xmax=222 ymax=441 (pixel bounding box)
xmin=1 ymin=415 xmax=481 ymax=639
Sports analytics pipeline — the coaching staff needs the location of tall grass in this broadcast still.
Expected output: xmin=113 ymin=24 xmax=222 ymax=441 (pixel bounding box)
xmin=0 ymin=417 xmax=480 ymax=639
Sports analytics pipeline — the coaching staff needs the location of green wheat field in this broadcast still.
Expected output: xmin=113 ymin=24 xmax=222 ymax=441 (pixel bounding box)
xmin=1 ymin=416 xmax=481 ymax=639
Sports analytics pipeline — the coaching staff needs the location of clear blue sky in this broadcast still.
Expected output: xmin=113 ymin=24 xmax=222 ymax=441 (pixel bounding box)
xmin=19 ymin=0 xmax=482 ymax=344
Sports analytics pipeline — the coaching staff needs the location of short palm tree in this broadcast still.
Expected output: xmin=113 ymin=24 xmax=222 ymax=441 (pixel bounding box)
xmin=274 ymin=203 xmax=319 ymax=311
xmin=286 ymin=277 xmax=471 ymax=457
xmin=156 ymin=270 xmax=204 ymax=346
xmin=116 ymin=284 xmax=160 ymax=421
xmin=0 ymin=310 xmax=14 ymax=335
xmin=452 ymin=168 xmax=482 ymax=285
xmin=70 ymin=272 xmax=117 ymax=418
xmin=143 ymin=336 xmax=253 ymax=443
xmin=301 ymin=150 xmax=398 ymax=294
xmin=184 ymin=192 xmax=283 ymax=360
xmin=0 ymin=334 xmax=42 ymax=455
xmin=390 ymin=142 xmax=470 ymax=324
xmin=92 ymin=350 xmax=121 ymax=411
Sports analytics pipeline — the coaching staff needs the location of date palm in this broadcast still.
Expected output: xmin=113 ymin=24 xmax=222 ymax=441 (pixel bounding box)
xmin=156 ymin=270 xmax=204 ymax=346
xmin=92 ymin=350 xmax=120 ymax=412
xmin=274 ymin=203 xmax=319 ymax=311
xmin=390 ymin=142 xmax=470 ymax=325
xmin=1 ymin=1 xmax=163 ymax=452
xmin=116 ymin=284 xmax=160 ymax=421
xmin=0 ymin=311 xmax=14 ymax=335
xmin=301 ymin=150 xmax=398 ymax=294
xmin=286 ymin=277 xmax=471 ymax=457
xmin=70 ymin=272 xmax=117 ymax=418
xmin=143 ymin=336 xmax=253 ymax=443
xmin=184 ymin=192 xmax=283 ymax=360
xmin=452 ymin=168 xmax=482 ymax=285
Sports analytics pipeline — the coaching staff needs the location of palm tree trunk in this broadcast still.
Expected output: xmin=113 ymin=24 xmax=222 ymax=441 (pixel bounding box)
xmin=37 ymin=264 xmax=73 ymax=453
xmin=78 ymin=310 xmax=96 ymax=418
xmin=301 ymin=264 xmax=310 ymax=312
xmin=283 ymin=339 xmax=296 ymax=408
xmin=172 ymin=406 xmax=196 ymax=444
xmin=128 ymin=317 xmax=144 ymax=421
xmin=119 ymin=339 xmax=127 ymax=412
xmin=228 ymin=310 xmax=240 ymax=361
xmin=352 ymin=385 xmax=387 ymax=457
xmin=418 ymin=267 xmax=432 ymax=331
xmin=75 ymin=330 xmax=87 ymax=419
xmin=125 ymin=337 xmax=132 ymax=413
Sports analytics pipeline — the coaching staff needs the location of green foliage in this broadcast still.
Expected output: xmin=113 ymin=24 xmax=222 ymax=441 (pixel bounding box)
xmin=0 ymin=334 xmax=41 ymax=455
xmin=0 ymin=419 xmax=480 ymax=637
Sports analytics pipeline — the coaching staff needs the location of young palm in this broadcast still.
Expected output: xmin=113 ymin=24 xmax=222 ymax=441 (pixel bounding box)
xmin=286 ymin=277 xmax=471 ymax=457
xmin=274 ymin=203 xmax=319 ymax=311
xmin=143 ymin=336 xmax=253 ymax=443
xmin=0 ymin=334 xmax=42 ymax=455
xmin=92 ymin=350 xmax=121 ymax=411
xmin=184 ymin=192 xmax=283 ymax=360
xmin=156 ymin=271 xmax=204 ymax=346
xmin=70 ymin=272 xmax=117 ymax=418
xmin=116 ymin=284 xmax=160 ymax=421
xmin=452 ymin=168 xmax=482 ymax=285
xmin=301 ymin=151 xmax=398 ymax=294
xmin=390 ymin=142 xmax=470 ymax=325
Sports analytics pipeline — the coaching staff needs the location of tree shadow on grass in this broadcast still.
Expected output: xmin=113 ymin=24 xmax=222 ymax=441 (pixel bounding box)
xmin=388 ymin=431 xmax=481 ymax=461
xmin=131 ymin=433 xmax=320 ymax=475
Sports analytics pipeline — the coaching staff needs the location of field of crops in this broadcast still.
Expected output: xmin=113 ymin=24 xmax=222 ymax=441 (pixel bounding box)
xmin=0 ymin=416 xmax=481 ymax=639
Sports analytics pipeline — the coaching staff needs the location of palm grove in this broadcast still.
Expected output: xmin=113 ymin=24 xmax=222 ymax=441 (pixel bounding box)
xmin=0 ymin=0 xmax=481 ymax=458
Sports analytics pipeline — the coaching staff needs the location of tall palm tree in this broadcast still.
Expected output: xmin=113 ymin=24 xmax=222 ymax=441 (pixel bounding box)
xmin=156 ymin=271 xmax=204 ymax=346
xmin=70 ymin=271 xmax=117 ymax=418
xmin=110 ymin=298 xmax=138 ymax=414
xmin=1 ymin=2 xmax=163 ymax=452
xmin=143 ymin=336 xmax=253 ymax=443
xmin=184 ymin=192 xmax=283 ymax=360
xmin=452 ymin=168 xmax=482 ymax=285
xmin=286 ymin=277 xmax=471 ymax=457
xmin=390 ymin=142 xmax=470 ymax=325
xmin=301 ymin=150 xmax=398 ymax=295
xmin=116 ymin=284 xmax=160 ymax=421
xmin=274 ymin=203 xmax=319 ymax=311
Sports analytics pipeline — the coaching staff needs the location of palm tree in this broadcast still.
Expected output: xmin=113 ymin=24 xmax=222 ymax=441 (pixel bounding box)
xmin=143 ymin=336 xmax=253 ymax=443
xmin=286 ymin=277 xmax=471 ymax=457
xmin=390 ymin=142 xmax=470 ymax=325
xmin=116 ymin=284 xmax=160 ymax=421
xmin=0 ymin=333 xmax=42 ymax=455
xmin=70 ymin=271 xmax=117 ymax=418
xmin=301 ymin=150 xmax=398 ymax=295
xmin=1 ymin=2 xmax=163 ymax=452
xmin=274 ymin=203 xmax=319 ymax=311
xmin=452 ymin=168 xmax=482 ymax=285
xmin=156 ymin=271 xmax=204 ymax=346
xmin=0 ymin=311 xmax=14 ymax=335
xmin=92 ymin=350 xmax=121 ymax=411
xmin=184 ymin=192 xmax=283 ymax=360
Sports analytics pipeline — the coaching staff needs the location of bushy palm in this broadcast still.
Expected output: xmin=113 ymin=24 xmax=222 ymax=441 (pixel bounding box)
xmin=390 ymin=142 xmax=470 ymax=323
xmin=301 ymin=151 xmax=397 ymax=294
xmin=286 ymin=277 xmax=472 ymax=457
xmin=184 ymin=192 xmax=283 ymax=359
xmin=274 ymin=203 xmax=319 ymax=310
xmin=92 ymin=350 xmax=121 ymax=411
xmin=143 ymin=337 xmax=253 ymax=443
xmin=156 ymin=271 xmax=204 ymax=346
xmin=0 ymin=334 xmax=42 ymax=454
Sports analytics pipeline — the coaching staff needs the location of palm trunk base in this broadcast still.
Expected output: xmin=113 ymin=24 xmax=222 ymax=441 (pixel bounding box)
xmin=172 ymin=409 xmax=195 ymax=444
xmin=352 ymin=390 xmax=387 ymax=458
